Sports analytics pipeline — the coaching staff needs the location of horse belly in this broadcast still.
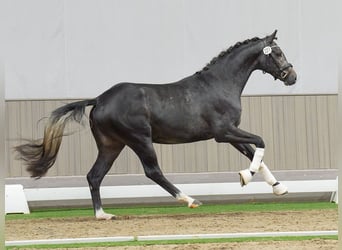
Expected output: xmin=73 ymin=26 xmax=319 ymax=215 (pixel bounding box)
xmin=151 ymin=119 xmax=213 ymax=144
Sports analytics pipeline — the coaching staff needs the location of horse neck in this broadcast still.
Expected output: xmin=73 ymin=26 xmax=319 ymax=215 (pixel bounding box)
xmin=211 ymin=43 xmax=262 ymax=95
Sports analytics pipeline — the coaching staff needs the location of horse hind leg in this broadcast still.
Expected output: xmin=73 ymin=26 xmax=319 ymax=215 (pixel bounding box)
xmin=87 ymin=144 xmax=124 ymax=220
xmin=131 ymin=140 xmax=202 ymax=208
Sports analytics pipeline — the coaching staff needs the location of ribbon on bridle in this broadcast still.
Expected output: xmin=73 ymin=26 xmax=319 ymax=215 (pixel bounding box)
xmin=262 ymin=45 xmax=292 ymax=79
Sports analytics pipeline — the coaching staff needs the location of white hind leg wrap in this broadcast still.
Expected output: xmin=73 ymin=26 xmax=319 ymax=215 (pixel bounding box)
xmin=249 ymin=148 xmax=264 ymax=173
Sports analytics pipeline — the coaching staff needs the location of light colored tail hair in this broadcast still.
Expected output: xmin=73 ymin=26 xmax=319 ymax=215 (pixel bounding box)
xmin=15 ymin=99 xmax=96 ymax=177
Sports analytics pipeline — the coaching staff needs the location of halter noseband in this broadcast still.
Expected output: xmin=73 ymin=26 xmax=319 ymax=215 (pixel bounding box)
xmin=263 ymin=45 xmax=292 ymax=79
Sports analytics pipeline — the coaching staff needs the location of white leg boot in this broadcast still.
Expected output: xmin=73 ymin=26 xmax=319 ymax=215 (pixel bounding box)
xmin=259 ymin=162 xmax=288 ymax=196
xmin=239 ymin=148 xmax=264 ymax=186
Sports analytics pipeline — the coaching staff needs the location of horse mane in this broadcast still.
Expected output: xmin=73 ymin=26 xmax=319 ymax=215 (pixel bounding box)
xmin=197 ymin=36 xmax=261 ymax=73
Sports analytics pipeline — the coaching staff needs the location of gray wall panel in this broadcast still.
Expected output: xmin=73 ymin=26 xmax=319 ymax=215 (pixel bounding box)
xmin=5 ymin=95 xmax=337 ymax=178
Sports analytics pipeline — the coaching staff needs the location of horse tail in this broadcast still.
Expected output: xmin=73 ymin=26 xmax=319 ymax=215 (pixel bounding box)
xmin=15 ymin=99 xmax=97 ymax=178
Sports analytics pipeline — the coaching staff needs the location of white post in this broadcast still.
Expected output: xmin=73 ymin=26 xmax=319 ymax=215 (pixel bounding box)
xmin=5 ymin=185 xmax=30 ymax=214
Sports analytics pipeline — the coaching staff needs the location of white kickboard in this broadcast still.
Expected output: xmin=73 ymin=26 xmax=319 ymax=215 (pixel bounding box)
xmin=5 ymin=184 xmax=30 ymax=214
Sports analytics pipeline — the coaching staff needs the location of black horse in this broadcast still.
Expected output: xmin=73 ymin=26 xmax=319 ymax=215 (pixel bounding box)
xmin=16 ymin=30 xmax=296 ymax=219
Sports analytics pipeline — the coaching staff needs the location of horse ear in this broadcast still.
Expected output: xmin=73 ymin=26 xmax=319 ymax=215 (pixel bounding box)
xmin=266 ymin=30 xmax=278 ymax=43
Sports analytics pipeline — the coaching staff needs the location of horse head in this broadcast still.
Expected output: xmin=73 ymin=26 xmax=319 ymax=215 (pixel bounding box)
xmin=258 ymin=30 xmax=297 ymax=86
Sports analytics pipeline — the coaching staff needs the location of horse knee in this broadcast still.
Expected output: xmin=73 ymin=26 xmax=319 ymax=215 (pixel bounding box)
xmin=254 ymin=136 xmax=265 ymax=148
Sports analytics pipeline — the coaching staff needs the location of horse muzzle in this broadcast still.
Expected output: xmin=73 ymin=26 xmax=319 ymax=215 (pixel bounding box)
xmin=283 ymin=68 xmax=297 ymax=86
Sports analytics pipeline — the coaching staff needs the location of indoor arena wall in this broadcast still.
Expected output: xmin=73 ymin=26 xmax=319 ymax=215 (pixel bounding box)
xmin=6 ymin=94 xmax=336 ymax=178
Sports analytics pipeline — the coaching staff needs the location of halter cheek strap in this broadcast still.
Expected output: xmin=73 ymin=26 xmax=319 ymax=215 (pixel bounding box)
xmin=263 ymin=45 xmax=292 ymax=79
xmin=278 ymin=62 xmax=293 ymax=79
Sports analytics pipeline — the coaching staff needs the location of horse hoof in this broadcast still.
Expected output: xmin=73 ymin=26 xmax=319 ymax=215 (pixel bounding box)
xmin=273 ymin=183 xmax=288 ymax=196
xmin=189 ymin=199 xmax=202 ymax=208
xmin=95 ymin=210 xmax=116 ymax=220
xmin=239 ymin=169 xmax=253 ymax=186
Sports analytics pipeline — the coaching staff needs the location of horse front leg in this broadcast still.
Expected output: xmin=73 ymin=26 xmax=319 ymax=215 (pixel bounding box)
xmin=232 ymin=143 xmax=288 ymax=195
xmin=215 ymin=125 xmax=265 ymax=186
xmin=238 ymin=147 xmax=264 ymax=186
xmin=259 ymin=161 xmax=288 ymax=195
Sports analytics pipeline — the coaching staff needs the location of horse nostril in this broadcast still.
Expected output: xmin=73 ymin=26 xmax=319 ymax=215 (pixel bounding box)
xmin=293 ymin=74 xmax=297 ymax=82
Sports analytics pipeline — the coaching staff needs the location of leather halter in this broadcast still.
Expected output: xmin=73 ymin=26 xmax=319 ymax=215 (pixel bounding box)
xmin=263 ymin=45 xmax=293 ymax=79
